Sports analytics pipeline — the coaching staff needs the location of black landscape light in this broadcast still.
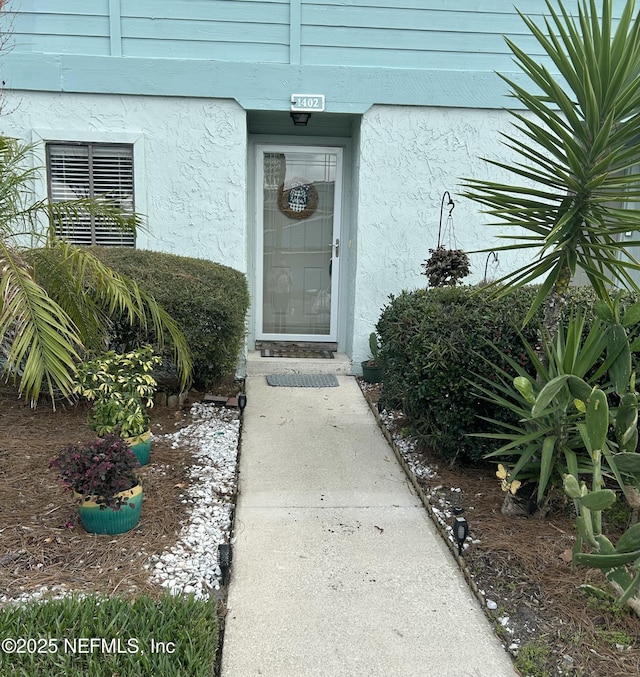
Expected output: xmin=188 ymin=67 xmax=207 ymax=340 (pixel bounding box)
xmin=238 ymin=393 xmax=247 ymax=414
xmin=453 ymin=507 xmax=468 ymax=556
xmin=218 ymin=543 xmax=232 ymax=586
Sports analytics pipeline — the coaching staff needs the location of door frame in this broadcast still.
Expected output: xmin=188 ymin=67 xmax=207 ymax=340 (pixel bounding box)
xmin=254 ymin=143 xmax=344 ymax=343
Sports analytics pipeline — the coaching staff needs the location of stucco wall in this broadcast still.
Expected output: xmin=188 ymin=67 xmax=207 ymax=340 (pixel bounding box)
xmin=353 ymin=104 xmax=532 ymax=365
xmin=3 ymin=92 xmax=539 ymax=368
xmin=2 ymin=91 xmax=248 ymax=271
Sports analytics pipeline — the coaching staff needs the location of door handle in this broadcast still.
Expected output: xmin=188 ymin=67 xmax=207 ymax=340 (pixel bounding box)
xmin=334 ymin=238 xmax=340 ymax=257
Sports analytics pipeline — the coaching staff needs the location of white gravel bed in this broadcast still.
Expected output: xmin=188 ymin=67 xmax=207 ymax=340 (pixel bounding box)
xmin=145 ymin=402 xmax=240 ymax=599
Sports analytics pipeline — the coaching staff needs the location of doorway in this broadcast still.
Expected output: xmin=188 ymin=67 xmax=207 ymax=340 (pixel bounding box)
xmin=255 ymin=144 xmax=343 ymax=342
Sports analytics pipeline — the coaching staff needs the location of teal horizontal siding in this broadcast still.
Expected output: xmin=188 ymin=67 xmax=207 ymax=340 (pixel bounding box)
xmin=301 ymin=26 xmax=544 ymax=54
xmin=10 ymin=0 xmax=554 ymax=64
xmin=299 ymin=46 xmax=520 ymax=71
xmin=122 ymin=38 xmax=289 ymax=61
xmin=5 ymin=0 xmax=626 ymax=110
xmin=12 ymin=35 xmax=110 ymax=56
xmin=302 ymin=4 xmax=546 ymax=33
xmin=13 ymin=13 xmax=110 ymax=37
xmin=306 ymin=0 xmax=550 ymax=10
xmin=121 ymin=0 xmax=289 ymax=22
xmin=16 ymin=0 xmax=109 ymax=16
xmin=10 ymin=0 xmax=109 ymax=55
xmin=121 ymin=0 xmax=290 ymax=61
xmin=300 ymin=3 xmax=547 ymax=67
xmin=122 ymin=18 xmax=289 ymax=45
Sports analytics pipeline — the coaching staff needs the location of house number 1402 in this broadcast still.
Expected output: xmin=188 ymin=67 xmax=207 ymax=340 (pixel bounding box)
xmin=291 ymin=94 xmax=326 ymax=112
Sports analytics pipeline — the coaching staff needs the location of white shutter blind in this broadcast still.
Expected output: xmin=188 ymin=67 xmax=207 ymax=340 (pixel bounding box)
xmin=47 ymin=143 xmax=135 ymax=247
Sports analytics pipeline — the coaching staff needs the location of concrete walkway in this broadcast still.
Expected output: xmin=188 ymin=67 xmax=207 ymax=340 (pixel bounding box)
xmin=221 ymin=373 xmax=516 ymax=677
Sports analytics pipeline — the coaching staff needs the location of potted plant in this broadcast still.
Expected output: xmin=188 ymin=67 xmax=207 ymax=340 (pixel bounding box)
xmin=361 ymin=332 xmax=383 ymax=384
xmin=50 ymin=434 xmax=143 ymax=534
xmin=421 ymin=246 xmax=471 ymax=287
xmin=73 ymin=346 xmax=162 ymax=465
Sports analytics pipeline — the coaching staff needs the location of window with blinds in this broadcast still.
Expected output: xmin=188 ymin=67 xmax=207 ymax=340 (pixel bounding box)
xmin=46 ymin=143 xmax=135 ymax=247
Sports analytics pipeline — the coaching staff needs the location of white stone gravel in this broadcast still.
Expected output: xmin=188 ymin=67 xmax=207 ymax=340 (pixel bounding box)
xmin=145 ymin=402 xmax=240 ymax=599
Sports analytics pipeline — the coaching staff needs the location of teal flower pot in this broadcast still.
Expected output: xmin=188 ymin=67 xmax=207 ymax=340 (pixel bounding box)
xmin=125 ymin=431 xmax=151 ymax=466
xmin=76 ymin=485 xmax=143 ymax=534
xmin=361 ymin=361 xmax=383 ymax=384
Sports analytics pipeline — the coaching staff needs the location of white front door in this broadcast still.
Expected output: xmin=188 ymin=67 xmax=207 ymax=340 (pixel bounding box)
xmin=255 ymin=145 xmax=343 ymax=342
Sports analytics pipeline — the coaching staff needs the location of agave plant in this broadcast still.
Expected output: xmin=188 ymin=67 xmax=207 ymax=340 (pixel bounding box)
xmin=462 ymin=0 xmax=640 ymax=335
xmin=0 ymin=136 xmax=191 ymax=404
xmin=474 ymin=297 xmax=640 ymax=505
xmin=471 ymin=311 xmax=607 ymax=506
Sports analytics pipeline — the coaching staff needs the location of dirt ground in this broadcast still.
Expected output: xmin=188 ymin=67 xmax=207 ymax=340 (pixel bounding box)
xmin=3 ymin=379 xmax=640 ymax=676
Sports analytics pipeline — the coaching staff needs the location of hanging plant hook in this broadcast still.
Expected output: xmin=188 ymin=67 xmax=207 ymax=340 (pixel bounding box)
xmin=437 ymin=191 xmax=455 ymax=248
xmin=483 ymin=251 xmax=499 ymax=283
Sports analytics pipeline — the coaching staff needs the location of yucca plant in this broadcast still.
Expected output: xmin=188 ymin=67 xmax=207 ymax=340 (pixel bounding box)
xmin=462 ymin=0 xmax=640 ymax=335
xmin=0 ymin=136 xmax=192 ymax=404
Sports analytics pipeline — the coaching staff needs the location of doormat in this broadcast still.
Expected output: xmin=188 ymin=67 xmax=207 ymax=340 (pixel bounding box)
xmin=266 ymin=374 xmax=339 ymax=387
xmin=261 ymin=349 xmax=334 ymax=359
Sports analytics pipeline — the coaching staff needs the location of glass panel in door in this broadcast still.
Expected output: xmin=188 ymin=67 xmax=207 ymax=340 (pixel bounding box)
xmin=260 ymin=148 xmax=340 ymax=339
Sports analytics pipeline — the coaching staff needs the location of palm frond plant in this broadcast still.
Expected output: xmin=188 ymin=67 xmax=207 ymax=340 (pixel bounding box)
xmin=462 ymin=0 xmax=640 ymax=336
xmin=0 ymin=136 xmax=192 ymax=404
xmin=458 ymin=0 xmax=640 ymax=611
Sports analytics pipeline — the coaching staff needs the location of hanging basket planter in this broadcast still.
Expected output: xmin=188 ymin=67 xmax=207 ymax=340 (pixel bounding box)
xmin=421 ymin=191 xmax=471 ymax=287
xmin=422 ymin=246 xmax=471 ymax=287
xmin=277 ymin=181 xmax=318 ymax=219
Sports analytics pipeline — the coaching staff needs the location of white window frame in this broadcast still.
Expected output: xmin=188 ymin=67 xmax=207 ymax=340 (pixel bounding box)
xmin=46 ymin=141 xmax=135 ymax=246
xmin=31 ymin=129 xmax=148 ymax=249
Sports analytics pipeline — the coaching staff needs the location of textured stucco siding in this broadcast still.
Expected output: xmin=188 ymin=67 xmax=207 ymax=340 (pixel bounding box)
xmin=352 ymin=104 xmax=531 ymax=365
xmin=2 ymin=91 xmax=248 ymax=272
xmin=3 ymin=91 xmax=537 ymax=367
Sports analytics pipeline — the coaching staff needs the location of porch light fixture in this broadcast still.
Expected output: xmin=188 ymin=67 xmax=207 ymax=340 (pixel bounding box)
xmin=453 ymin=507 xmax=469 ymax=556
xmin=290 ymin=111 xmax=311 ymax=126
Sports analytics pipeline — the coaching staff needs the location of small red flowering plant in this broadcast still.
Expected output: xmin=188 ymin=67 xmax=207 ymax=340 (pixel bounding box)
xmin=50 ymin=435 xmax=141 ymax=511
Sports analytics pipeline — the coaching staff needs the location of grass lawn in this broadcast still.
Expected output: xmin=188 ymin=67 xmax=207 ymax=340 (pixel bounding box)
xmin=0 ymin=593 xmax=218 ymax=676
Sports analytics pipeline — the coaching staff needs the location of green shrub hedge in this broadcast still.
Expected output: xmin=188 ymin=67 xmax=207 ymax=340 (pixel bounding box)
xmin=376 ymin=285 xmax=600 ymax=464
xmin=89 ymin=247 xmax=249 ymax=389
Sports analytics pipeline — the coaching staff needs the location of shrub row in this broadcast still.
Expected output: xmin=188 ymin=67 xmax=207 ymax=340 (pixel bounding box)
xmin=376 ymin=285 xmax=601 ymax=464
xmin=89 ymin=247 xmax=249 ymax=390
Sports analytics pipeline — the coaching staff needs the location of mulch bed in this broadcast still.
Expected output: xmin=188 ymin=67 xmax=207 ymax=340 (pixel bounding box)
xmin=0 ymin=384 xmax=199 ymax=602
